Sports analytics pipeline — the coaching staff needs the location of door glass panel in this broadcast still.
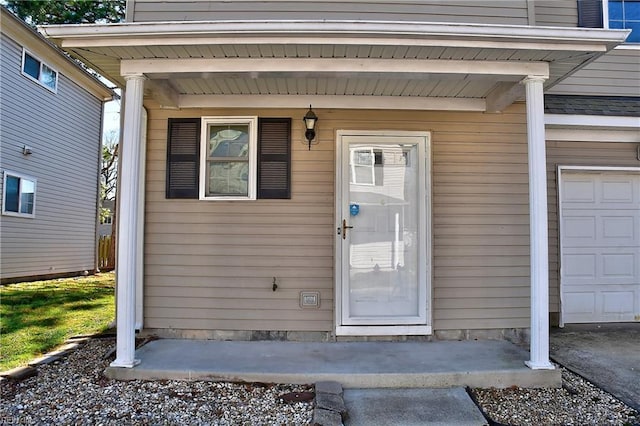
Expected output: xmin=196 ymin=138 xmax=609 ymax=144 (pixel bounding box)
xmin=347 ymin=143 xmax=419 ymax=320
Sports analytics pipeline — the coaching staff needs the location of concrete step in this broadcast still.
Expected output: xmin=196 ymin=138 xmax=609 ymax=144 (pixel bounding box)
xmin=343 ymin=388 xmax=487 ymax=426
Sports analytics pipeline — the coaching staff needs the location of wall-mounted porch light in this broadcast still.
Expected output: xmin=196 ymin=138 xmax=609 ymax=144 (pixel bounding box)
xmin=303 ymin=105 xmax=318 ymax=150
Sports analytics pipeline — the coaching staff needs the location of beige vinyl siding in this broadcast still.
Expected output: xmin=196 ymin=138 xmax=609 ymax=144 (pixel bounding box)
xmin=130 ymin=0 xmax=529 ymax=25
xmin=549 ymin=49 xmax=640 ymax=96
xmin=534 ymin=0 xmax=577 ymax=27
xmin=545 ymin=140 xmax=640 ymax=317
xmin=144 ymin=102 xmax=532 ymax=333
xmin=0 ymin=34 xmax=102 ymax=280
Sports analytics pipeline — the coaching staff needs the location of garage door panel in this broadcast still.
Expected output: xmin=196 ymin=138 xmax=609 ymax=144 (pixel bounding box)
xmin=602 ymin=254 xmax=636 ymax=278
xmin=600 ymin=180 xmax=636 ymax=203
xmin=563 ymin=254 xmax=597 ymax=278
xmin=602 ymin=216 xmax=636 ymax=240
xmin=562 ymin=217 xmax=596 ymax=241
xmin=563 ymin=292 xmax=595 ymax=315
xmin=562 ymin=179 xmax=596 ymax=203
xmin=602 ymin=291 xmax=635 ymax=315
xmin=560 ymin=170 xmax=640 ymax=324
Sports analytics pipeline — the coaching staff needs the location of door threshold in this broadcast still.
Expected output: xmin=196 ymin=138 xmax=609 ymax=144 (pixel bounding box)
xmin=336 ymin=325 xmax=432 ymax=336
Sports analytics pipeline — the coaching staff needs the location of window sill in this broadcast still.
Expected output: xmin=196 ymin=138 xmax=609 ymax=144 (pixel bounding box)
xmin=2 ymin=211 xmax=35 ymax=219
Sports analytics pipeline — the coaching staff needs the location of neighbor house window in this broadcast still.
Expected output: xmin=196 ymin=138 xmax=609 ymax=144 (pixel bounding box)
xmin=2 ymin=171 xmax=36 ymax=217
xmin=22 ymin=50 xmax=58 ymax=91
xmin=199 ymin=117 xmax=258 ymax=200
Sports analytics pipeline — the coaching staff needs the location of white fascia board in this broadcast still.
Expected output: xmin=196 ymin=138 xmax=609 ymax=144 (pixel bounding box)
xmin=121 ymin=57 xmax=549 ymax=79
xmin=179 ymin=94 xmax=486 ymax=111
xmin=545 ymin=114 xmax=640 ymax=128
xmin=40 ymin=20 xmax=628 ymax=51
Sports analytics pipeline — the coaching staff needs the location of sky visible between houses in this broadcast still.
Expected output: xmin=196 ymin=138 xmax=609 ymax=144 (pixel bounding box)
xmin=104 ymin=97 xmax=120 ymax=136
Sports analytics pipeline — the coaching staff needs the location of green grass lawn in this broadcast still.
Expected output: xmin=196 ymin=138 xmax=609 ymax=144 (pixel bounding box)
xmin=0 ymin=273 xmax=115 ymax=371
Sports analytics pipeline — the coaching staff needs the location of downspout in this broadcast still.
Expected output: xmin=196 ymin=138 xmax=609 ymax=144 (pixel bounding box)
xmin=135 ymin=107 xmax=147 ymax=330
xmin=526 ymin=0 xmax=536 ymax=26
xmin=94 ymin=99 xmax=106 ymax=274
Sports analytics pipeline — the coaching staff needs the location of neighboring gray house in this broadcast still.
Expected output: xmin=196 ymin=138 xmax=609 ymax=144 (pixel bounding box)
xmin=0 ymin=7 xmax=114 ymax=284
xmin=99 ymin=199 xmax=115 ymax=237
xmin=42 ymin=0 xmax=639 ymax=374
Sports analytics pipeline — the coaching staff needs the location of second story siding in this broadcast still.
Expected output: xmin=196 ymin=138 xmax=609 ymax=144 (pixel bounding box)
xmin=534 ymin=0 xmax=577 ymax=27
xmin=128 ymin=0 xmax=530 ymax=25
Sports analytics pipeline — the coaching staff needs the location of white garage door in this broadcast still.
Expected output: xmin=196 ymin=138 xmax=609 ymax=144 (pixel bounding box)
xmin=560 ymin=169 xmax=640 ymax=324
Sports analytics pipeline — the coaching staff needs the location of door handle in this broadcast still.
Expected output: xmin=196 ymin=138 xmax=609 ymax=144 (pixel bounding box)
xmin=342 ymin=219 xmax=354 ymax=240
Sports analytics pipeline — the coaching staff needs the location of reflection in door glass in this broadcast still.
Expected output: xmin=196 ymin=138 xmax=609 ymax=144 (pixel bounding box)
xmin=347 ymin=143 xmax=419 ymax=319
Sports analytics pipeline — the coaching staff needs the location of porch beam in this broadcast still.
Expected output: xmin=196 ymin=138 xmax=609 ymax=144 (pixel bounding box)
xmin=110 ymin=74 xmax=146 ymax=369
xmin=146 ymin=79 xmax=179 ymax=109
xmin=523 ymin=75 xmax=554 ymax=371
xmin=485 ymin=82 xmax=525 ymax=113
xmin=179 ymin=94 xmax=486 ymax=111
xmin=121 ymin=58 xmax=549 ymax=79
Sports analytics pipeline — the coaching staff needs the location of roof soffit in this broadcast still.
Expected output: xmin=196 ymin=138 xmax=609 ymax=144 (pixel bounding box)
xmin=39 ymin=20 xmax=629 ymax=110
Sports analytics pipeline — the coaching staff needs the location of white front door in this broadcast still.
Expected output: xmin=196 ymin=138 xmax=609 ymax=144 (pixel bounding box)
xmin=560 ymin=168 xmax=640 ymax=324
xmin=336 ymin=131 xmax=431 ymax=334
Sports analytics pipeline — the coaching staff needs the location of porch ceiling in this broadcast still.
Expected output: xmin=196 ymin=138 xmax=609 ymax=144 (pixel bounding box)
xmin=41 ymin=20 xmax=628 ymax=112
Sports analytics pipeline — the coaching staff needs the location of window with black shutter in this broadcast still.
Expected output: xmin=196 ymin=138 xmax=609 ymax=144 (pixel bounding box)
xmin=577 ymin=0 xmax=603 ymax=28
xmin=258 ymin=118 xmax=291 ymax=199
xmin=166 ymin=116 xmax=291 ymax=200
xmin=166 ymin=118 xmax=200 ymax=199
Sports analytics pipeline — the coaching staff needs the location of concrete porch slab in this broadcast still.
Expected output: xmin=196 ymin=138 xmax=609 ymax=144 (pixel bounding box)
xmin=105 ymin=339 xmax=560 ymax=388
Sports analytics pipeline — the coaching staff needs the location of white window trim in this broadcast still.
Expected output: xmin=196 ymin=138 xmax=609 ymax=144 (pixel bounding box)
xmin=199 ymin=116 xmax=258 ymax=201
xmin=2 ymin=170 xmax=37 ymax=218
xmin=21 ymin=49 xmax=58 ymax=93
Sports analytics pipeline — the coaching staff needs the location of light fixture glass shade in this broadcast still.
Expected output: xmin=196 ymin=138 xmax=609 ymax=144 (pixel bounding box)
xmin=303 ymin=105 xmax=318 ymax=150
xmin=303 ymin=106 xmax=318 ymax=131
xmin=304 ymin=117 xmax=316 ymax=130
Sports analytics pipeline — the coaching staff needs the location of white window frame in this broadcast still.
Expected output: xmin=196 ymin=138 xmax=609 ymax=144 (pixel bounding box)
xmin=199 ymin=116 xmax=258 ymax=201
xmin=21 ymin=49 xmax=58 ymax=93
xmin=2 ymin=171 xmax=37 ymax=218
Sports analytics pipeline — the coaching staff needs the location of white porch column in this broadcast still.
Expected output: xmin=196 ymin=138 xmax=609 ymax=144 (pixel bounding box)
xmin=523 ymin=76 xmax=554 ymax=370
xmin=110 ymin=74 xmax=146 ymax=368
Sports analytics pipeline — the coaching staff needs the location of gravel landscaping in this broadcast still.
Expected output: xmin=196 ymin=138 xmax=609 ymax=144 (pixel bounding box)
xmin=471 ymin=367 xmax=639 ymax=426
xmin=1 ymin=337 xmax=638 ymax=425
xmin=0 ymin=338 xmax=313 ymax=425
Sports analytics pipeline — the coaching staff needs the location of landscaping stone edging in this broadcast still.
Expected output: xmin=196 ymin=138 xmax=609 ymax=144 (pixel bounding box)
xmin=0 ymin=338 xmax=90 ymax=382
xmin=312 ymin=381 xmax=347 ymax=426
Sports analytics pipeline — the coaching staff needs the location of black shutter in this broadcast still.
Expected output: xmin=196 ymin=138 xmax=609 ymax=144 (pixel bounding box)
xmin=166 ymin=118 xmax=200 ymax=199
xmin=577 ymin=0 xmax=603 ymax=28
xmin=258 ymin=118 xmax=291 ymax=199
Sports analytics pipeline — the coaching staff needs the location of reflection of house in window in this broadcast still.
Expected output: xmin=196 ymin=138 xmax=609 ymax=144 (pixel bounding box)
xmin=350 ymin=148 xmax=383 ymax=186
